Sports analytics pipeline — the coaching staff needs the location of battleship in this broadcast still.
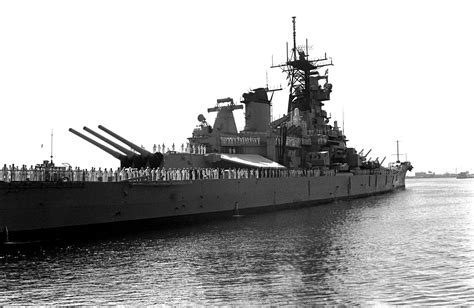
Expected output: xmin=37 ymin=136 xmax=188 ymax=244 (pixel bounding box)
xmin=1 ymin=18 xmax=412 ymax=243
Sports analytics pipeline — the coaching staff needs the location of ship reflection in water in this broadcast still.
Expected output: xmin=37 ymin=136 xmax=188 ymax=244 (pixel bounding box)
xmin=1 ymin=179 xmax=473 ymax=305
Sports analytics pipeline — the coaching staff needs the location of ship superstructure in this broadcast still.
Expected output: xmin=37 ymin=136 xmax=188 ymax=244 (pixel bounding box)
xmin=184 ymin=17 xmax=386 ymax=174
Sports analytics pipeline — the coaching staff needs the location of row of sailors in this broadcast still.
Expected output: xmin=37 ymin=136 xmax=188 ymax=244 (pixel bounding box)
xmin=125 ymin=167 xmax=329 ymax=182
xmin=152 ymin=143 xmax=207 ymax=154
xmin=1 ymin=165 xmax=397 ymax=183
xmin=1 ymin=165 xmax=334 ymax=182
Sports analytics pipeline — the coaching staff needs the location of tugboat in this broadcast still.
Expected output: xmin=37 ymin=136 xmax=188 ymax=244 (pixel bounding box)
xmin=1 ymin=17 xmax=412 ymax=242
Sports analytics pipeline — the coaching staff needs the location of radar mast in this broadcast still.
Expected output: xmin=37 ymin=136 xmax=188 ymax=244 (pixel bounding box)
xmin=271 ymin=16 xmax=334 ymax=114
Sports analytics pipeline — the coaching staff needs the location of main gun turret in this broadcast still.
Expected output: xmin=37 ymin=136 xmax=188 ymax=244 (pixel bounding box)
xmin=83 ymin=126 xmax=136 ymax=159
xmin=98 ymin=125 xmax=163 ymax=168
xmin=69 ymin=128 xmax=133 ymax=168
xmin=69 ymin=125 xmax=163 ymax=168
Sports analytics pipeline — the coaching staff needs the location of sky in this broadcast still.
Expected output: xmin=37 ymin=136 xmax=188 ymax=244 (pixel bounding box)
xmin=1 ymin=0 xmax=473 ymax=174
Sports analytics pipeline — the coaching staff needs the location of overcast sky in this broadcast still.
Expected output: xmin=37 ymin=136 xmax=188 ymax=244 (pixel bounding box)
xmin=1 ymin=0 xmax=473 ymax=174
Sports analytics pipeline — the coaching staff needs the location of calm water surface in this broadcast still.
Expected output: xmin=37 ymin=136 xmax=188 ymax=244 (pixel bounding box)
xmin=1 ymin=178 xmax=474 ymax=305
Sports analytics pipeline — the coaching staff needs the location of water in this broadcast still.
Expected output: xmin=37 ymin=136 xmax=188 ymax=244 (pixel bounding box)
xmin=1 ymin=178 xmax=474 ymax=305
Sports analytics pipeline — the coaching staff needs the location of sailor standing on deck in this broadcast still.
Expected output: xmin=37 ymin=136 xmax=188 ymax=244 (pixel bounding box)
xmin=98 ymin=167 xmax=103 ymax=182
xmin=11 ymin=164 xmax=17 ymax=181
xmin=28 ymin=165 xmax=34 ymax=181
xmin=1 ymin=164 xmax=7 ymax=181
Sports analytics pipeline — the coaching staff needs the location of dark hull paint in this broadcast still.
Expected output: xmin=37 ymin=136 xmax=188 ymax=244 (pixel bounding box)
xmin=1 ymin=171 xmax=407 ymax=242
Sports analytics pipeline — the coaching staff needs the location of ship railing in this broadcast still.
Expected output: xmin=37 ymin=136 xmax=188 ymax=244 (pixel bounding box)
xmin=0 ymin=165 xmax=349 ymax=183
xmin=0 ymin=165 xmax=401 ymax=183
xmin=352 ymin=169 xmax=398 ymax=176
xmin=120 ymin=167 xmax=328 ymax=182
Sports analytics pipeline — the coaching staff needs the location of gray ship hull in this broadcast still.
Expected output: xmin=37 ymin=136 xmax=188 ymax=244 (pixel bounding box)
xmin=1 ymin=169 xmax=407 ymax=240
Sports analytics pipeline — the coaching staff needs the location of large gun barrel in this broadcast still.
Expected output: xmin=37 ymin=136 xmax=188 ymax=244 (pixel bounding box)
xmin=83 ymin=126 xmax=135 ymax=158
xmin=69 ymin=128 xmax=127 ymax=162
xmin=363 ymin=149 xmax=372 ymax=158
xmin=98 ymin=125 xmax=151 ymax=157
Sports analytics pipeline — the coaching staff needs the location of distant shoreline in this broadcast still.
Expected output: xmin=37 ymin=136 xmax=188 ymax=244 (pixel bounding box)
xmin=407 ymin=175 xmax=457 ymax=179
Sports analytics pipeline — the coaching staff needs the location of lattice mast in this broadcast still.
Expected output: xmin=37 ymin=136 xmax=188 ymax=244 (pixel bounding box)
xmin=272 ymin=17 xmax=333 ymax=114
